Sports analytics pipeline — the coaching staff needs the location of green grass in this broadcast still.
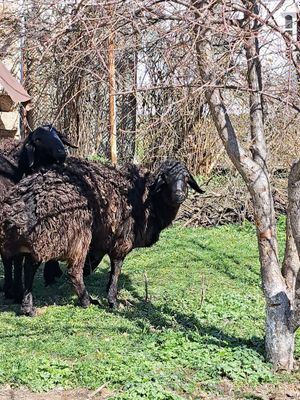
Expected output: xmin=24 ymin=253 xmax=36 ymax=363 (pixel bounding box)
xmin=0 ymin=218 xmax=298 ymax=398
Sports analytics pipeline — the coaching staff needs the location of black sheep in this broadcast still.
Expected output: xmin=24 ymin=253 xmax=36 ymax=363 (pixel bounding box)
xmin=0 ymin=125 xmax=76 ymax=300
xmin=0 ymin=159 xmax=203 ymax=315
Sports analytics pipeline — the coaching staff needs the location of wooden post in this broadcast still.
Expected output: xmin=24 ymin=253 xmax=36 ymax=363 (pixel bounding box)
xmin=108 ymin=32 xmax=117 ymax=166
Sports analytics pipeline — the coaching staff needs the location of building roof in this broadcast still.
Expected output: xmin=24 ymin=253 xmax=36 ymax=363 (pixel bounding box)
xmin=0 ymin=62 xmax=31 ymax=104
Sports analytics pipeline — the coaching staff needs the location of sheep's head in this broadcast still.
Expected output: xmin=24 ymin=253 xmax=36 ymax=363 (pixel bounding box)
xmin=151 ymin=160 xmax=204 ymax=205
xmin=21 ymin=124 xmax=77 ymax=172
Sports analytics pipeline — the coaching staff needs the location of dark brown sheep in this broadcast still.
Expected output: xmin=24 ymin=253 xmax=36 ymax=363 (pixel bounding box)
xmin=0 ymin=125 xmax=76 ymax=300
xmin=0 ymin=159 xmax=203 ymax=315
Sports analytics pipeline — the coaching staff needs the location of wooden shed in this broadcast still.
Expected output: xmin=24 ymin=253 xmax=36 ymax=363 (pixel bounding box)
xmin=0 ymin=61 xmax=31 ymax=139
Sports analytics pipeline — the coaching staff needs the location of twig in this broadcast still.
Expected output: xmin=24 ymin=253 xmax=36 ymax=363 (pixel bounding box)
xmin=88 ymin=382 xmax=108 ymax=399
xmin=144 ymin=272 xmax=150 ymax=302
xmin=199 ymin=274 xmax=205 ymax=309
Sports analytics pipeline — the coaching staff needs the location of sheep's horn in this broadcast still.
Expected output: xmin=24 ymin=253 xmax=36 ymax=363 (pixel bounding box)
xmin=59 ymin=133 xmax=78 ymax=149
xmin=40 ymin=124 xmax=78 ymax=149
xmin=188 ymin=174 xmax=205 ymax=194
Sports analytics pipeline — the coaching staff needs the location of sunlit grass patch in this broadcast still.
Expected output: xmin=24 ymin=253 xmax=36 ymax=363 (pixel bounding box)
xmin=0 ymin=217 xmax=298 ymax=398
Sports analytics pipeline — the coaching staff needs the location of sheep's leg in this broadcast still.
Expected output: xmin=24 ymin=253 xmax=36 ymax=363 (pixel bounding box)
xmin=2 ymin=254 xmax=14 ymax=299
xmin=83 ymin=252 xmax=104 ymax=277
xmin=13 ymin=255 xmax=24 ymax=303
xmin=68 ymin=261 xmax=90 ymax=308
xmin=107 ymin=257 xmax=123 ymax=309
xmin=21 ymin=255 xmax=39 ymax=316
xmin=43 ymin=260 xmax=63 ymax=286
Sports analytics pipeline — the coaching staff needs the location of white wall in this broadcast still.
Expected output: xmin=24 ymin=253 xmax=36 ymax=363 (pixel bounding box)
xmin=260 ymin=1 xmax=299 ymax=75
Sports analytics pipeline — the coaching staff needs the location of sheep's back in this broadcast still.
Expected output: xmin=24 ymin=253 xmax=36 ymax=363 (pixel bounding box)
xmin=58 ymin=158 xmax=134 ymax=251
xmin=1 ymin=169 xmax=93 ymax=261
xmin=1 ymin=158 xmax=134 ymax=260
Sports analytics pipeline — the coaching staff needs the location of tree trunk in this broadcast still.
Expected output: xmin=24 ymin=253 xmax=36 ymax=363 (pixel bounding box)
xmin=265 ymin=292 xmax=294 ymax=370
xmin=192 ymin=0 xmax=295 ymax=370
xmin=250 ymin=176 xmax=293 ymax=370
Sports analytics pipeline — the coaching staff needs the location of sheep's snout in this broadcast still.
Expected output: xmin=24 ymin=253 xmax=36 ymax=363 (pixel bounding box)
xmin=172 ymin=190 xmax=186 ymax=204
xmin=170 ymin=178 xmax=188 ymax=204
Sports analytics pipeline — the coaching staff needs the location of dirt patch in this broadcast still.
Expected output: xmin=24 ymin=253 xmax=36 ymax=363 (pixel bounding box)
xmin=1 ymin=382 xmax=300 ymax=400
xmin=204 ymin=381 xmax=300 ymax=399
xmin=0 ymin=386 xmax=112 ymax=400
xmin=241 ymin=383 xmax=300 ymax=400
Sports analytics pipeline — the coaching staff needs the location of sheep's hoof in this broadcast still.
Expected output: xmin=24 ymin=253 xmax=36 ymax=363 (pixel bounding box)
xmin=79 ymin=296 xmax=91 ymax=308
xmin=21 ymin=306 xmax=36 ymax=317
xmin=108 ymin=300 xmax=119 ymax=309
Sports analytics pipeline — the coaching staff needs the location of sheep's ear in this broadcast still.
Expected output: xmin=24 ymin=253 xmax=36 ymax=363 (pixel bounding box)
xmin=150 ymin=174 xmax=165 ymax=194
xmin=25 ymin=143 xmax=35 ymax=168
xmin=58 ymin=133 xmax=78 ymax=149
xmin=188 ymin=174 xmax=205 ymax=194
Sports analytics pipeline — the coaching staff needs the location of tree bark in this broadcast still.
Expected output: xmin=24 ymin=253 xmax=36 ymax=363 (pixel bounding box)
xmin=282 ymin=214 xmax=300 ymax=298
xmin=287 ymin=160 xmax=300 ymax=332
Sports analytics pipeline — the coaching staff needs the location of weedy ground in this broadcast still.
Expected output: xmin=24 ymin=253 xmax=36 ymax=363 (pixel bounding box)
xmin=0 ymin=217 xmax=298 ymax=399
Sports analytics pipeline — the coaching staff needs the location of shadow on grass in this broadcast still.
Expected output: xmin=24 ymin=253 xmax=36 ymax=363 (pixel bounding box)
xmin=0 ymin=262 xmax=264 ymax=357
xmin=116 ymin=274 xmax=264 ymax=356
xmin=186 ymin=238 xmax=260 ymax=286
